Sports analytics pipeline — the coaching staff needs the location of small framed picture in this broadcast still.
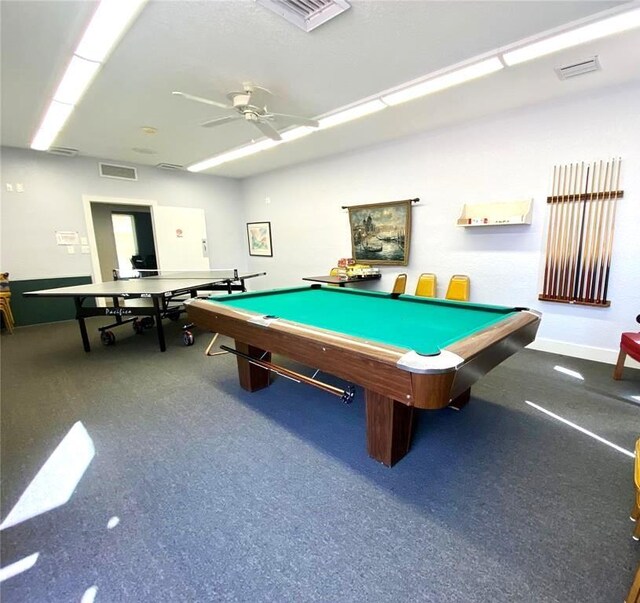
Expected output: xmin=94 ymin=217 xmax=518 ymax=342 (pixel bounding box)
xmin=246 ymin=221 xmax=273 ymax=257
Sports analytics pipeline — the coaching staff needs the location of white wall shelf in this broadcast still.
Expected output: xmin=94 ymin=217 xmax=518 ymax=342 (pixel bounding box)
xmin=457 ymin=199 xmax=533 ymax=227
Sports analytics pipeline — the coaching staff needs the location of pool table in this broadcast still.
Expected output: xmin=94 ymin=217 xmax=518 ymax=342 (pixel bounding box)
xmin=187 ymin=285 xmax=541 ymax=466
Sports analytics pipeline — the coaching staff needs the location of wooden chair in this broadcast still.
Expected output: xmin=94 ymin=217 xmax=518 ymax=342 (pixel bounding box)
xmin=391 ymin=273 xmax=407 ymax=295
xmin=445 ymin=274 xmax=470 ymax=301
xmin=613 ymin=315 xmax=640 ymax=380
xmin=628 ymin=561 xmax=640 ymax=603
xmin=0 ymin=272 xmax=14 ymax=334
xmin=415 ymin=273 xmax=437 ymax=298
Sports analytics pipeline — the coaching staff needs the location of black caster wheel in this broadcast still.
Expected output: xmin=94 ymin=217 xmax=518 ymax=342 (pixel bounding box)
xmin=168 ymin=310 xmax=181 ymax=322
xmin=100 ymin=331 xmax=115 ymax=346
xmin=183 ymin=330 xmax=195 ymax=346
xmin=141 ymin=316 xmax=155 ymax=329
xmin=132 ymin=319 xmax=144 ymax=334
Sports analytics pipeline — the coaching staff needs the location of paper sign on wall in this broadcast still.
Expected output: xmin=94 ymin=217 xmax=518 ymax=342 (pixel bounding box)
xmin=55 ymin=231 xmax=80 ymax=245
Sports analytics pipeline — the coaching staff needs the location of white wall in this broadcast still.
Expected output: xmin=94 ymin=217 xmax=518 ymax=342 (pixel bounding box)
xmin=240 ymin=82 xmax=640 ymax=363
xmin=0 ymin=147 xmax=245 ymax=280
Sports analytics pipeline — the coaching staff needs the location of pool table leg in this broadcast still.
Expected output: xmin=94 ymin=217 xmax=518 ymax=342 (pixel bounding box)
xmin=365 ymin=390 xmax=414 ymax=467
xmin=449 ymin=387 xmax=471 ymax=410
xmin=234 ymin=341 xmax=272 ymax=392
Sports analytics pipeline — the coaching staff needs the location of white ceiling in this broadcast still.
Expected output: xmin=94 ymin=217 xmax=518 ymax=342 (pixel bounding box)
xmin=2 ymin=0 xmax=639 ymax=179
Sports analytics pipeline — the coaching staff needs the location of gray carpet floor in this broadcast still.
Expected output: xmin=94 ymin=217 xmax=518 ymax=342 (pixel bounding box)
xmin=1 ymin=318 xmax=639 ymax=602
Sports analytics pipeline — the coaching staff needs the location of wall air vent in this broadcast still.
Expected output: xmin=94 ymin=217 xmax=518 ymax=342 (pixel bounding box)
xmin=555 ymin=56 xmax=601 ymax=80
xmin=99 ymin=162 xmax=138 ymax=181
xmin=156 ymin=163 xmax=184 ymax=171
xmin=256 ymin=0 xmax=350 ymax=32
xmin=47 ymin=147 xmax=78 ymax=156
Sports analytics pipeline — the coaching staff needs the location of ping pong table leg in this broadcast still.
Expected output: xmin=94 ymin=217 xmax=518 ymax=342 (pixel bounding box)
xmin=153 ymin=297 xmax=166 ymax=352
xmin=74 ymin=297 xmax=91 ymax=352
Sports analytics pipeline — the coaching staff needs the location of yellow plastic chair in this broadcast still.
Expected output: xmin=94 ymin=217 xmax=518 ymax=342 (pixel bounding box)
xmin=445 ymin=275 xmax=470 ymax=301
xmin=391 ymin=273 xmax=407 ymax=295
xmin=632 ymin=438 xmax=640 ymax=541
xmin=415 ymin=273 xmax=437 ymax=298
xmin=0 ymin=272 xmax=14 ymax=334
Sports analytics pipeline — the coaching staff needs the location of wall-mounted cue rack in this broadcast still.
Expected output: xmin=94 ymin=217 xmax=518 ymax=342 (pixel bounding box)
xmin=539 ymin=158 xmax=623 ymax=307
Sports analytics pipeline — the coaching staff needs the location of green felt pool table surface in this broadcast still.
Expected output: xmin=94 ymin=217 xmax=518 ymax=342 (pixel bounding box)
xmin=207 ymin=286 xmax=519 ymax=356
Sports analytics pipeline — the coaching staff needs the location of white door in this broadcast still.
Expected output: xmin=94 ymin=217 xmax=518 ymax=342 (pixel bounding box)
xmin=153 ymin=206 xmax=209 ymax=271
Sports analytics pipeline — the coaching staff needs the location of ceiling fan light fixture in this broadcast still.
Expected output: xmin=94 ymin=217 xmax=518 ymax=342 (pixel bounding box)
xmin=381 ymin=57 xmax=504 ymax=106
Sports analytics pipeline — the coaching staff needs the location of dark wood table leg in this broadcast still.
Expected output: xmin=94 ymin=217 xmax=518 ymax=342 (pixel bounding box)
xmin=235 ymin=341 xmax=272 ymax=391
xmin=365 ymin=390 xmax=414 ymax=467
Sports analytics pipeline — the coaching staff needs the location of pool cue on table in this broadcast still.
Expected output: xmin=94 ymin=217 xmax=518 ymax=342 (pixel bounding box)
xmin=601 ymin=158 xmax=622 ymax=304
xmin=542 ymin=165 xmax=558 ymax=298
xmin=220 ymin=345 xmax=355 ymax=403
xmin=573 ymin=163 xmax=592 ymax=300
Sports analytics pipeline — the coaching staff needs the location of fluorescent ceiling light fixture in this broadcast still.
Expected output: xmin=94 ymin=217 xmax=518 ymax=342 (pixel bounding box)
xmin=382 ymin=57 xmax=504 ymax=106
xmin=280 ymin=126 xmax=315 ymax=142
xmin=53 ymin=56 xmax=100 ymax=105
xmin=76 ymin=0 xmax=148 ymax=62
xmin=30 ymin=102 xmax=75 ymax=151
xmin=188 ymin=139 xmax=281 ymax=172
xmin=31 ymin=0 xmax=147 ymax=151
xmin=318 ymin=99 xmax=386 ymax=129
xmin=553 ymin=365 xmax=584 ymax=380
xmin=503 ymin=7 xmax=640 ymax=66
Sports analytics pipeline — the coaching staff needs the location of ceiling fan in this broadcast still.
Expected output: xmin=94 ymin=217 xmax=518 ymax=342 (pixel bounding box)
xmin=172 ymin=83 xmax=319 ymax=141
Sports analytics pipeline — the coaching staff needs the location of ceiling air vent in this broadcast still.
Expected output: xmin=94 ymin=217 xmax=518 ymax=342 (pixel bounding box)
xmin=555 ymin=56 xmax=601 ymax=80
xmin=156 ymin=163 xmax=184 ymax=171
xmin=256 ymin=0 xmax=350 ymax=32
xmin=99 ymin=162 xmax=138 ymax=181
xmin=48 ymin=147 xmax=78 ymax=156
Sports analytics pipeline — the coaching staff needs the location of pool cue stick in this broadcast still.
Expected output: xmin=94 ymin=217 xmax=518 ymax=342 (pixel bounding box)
xmin=566 ymin=162 xmax=583 ymax=299
xmin=587 ymin=161 xmax=610 ymax=301
xmin=573 ymin=163 xmax=593 ymax=300
xmin=585 ymin=160 xmax=605 ymax=301
xmin=543 ymin=165 xmax=558 ymax=297
xmin=579 ymin=161 xmax=600 ymax=300
xmin=550 ymin=164 xmax=567 ymax=298
xmin=601 ymin=158 xmax=622 ymax=304
xmin=548 ymin=164 xmax=562 ymax=297
xmin=590 ymin=159 xmax=612 ymax=301
xmin=219 ymin=345 xmax=355 ymax=403
xmin=556 ymin=163 xmax=572 ymax=298
xmin=557 ymin=163 xmax=571 ymax=297
xmin=561 ymin=163 xmax=578 ymax=299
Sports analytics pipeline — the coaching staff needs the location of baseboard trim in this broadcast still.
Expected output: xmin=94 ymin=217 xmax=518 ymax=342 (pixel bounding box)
xmin=528 ymin=337 xmax=640 ymax=368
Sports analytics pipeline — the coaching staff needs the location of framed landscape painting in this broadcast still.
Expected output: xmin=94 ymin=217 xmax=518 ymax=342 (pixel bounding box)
xmin=348 ymin=200 xmax=411 ymax=265
xmin=246 ymin=222 xmax=273 ymax=257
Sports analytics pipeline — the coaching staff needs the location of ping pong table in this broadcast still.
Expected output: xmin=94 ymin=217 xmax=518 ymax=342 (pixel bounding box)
xmin=23 ymin=269 xmax=265 ymax=352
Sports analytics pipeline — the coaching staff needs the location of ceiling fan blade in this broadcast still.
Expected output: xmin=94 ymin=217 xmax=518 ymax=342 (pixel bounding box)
xmin=200 ymin=116 xmax=242 ymax=128
xmin=268 ymin=112 xmax=319 ymax=128
xmin=252 ymin=119 xmax=282 ymax=141
xmin=172 ymin=91 xmax=231 ymax=110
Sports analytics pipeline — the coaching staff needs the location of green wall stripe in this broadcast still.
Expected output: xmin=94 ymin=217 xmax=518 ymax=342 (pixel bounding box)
xmin=10 ymin=277 xmax=95 ymax=326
